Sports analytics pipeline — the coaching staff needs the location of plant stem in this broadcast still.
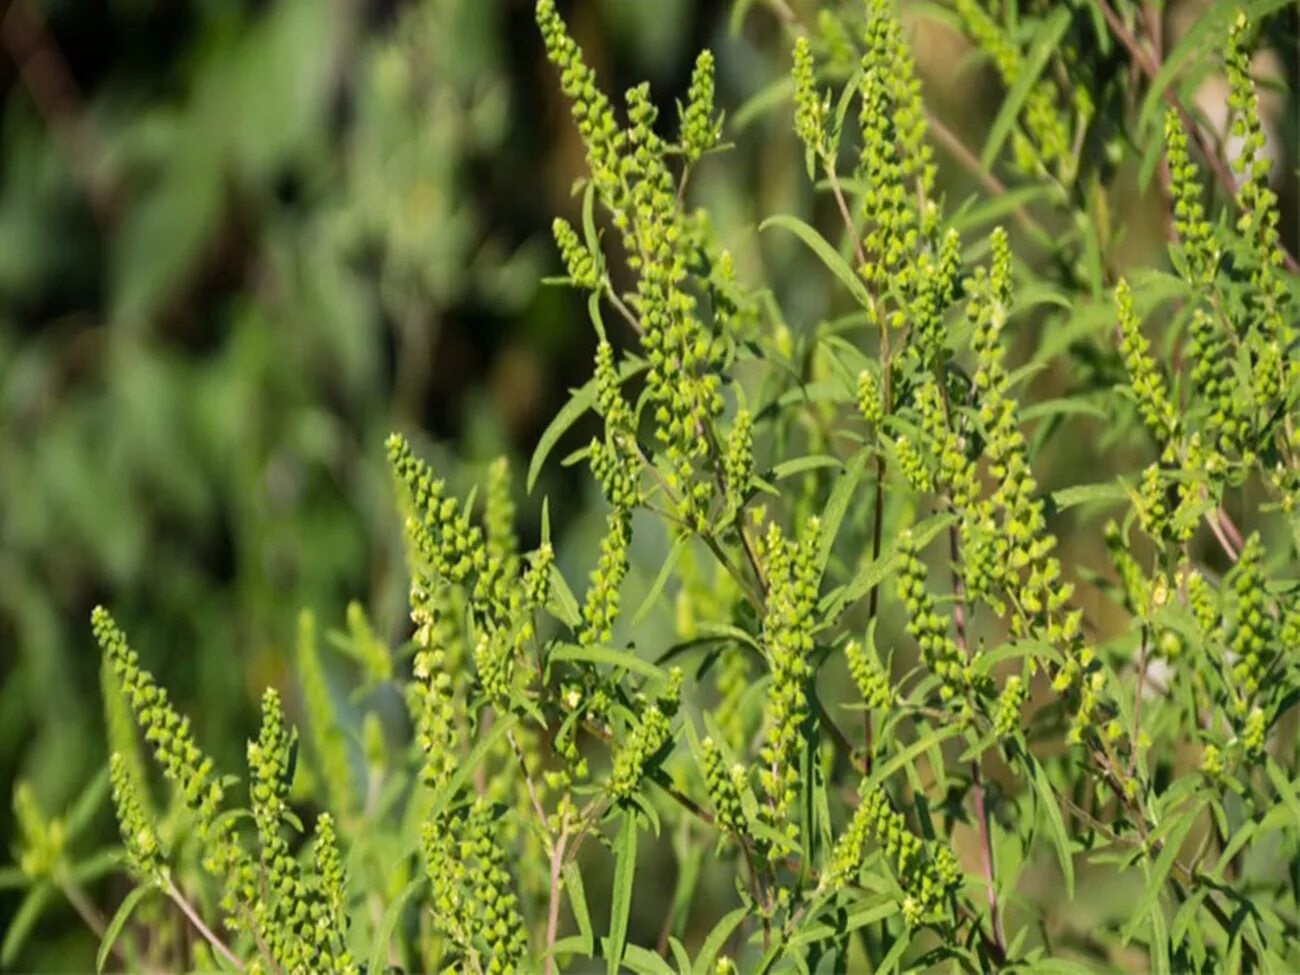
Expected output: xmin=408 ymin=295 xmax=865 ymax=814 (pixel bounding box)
xmin=164 ymin=878 xmax=245 ymax=974
xmin=543 ymin=830 xmax=568 ymax=975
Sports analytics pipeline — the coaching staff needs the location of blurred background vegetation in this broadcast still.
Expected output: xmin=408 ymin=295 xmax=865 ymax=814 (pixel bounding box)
xmin=0 ymin=0 xmax=1295 ymax=968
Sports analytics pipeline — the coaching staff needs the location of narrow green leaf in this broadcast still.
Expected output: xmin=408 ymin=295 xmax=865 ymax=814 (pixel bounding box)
xmin=97 ymin=884 xmax=152 ymax=973
xmin=732 ymin=76 xmax=794 ymax=132
xmin=1051 ymin=481 xmax=1126 ymax=511
xmin=427 ymin=715 xmax=518 ymax=820
xmin=1265 ymin=758 xmax=1300 ymax=828
xmin=528 ymin=381 xmax=596 ymax=493
xmin=693 ymin=905 xmax=749 ymax=974
xmin=669 ymin=936 xmax=692 ymax=974
xmin=631 ymin=535 xmax=686 ymax=626
xmin=70 ymin=849 xmax=126 ymax=885
xmin=550 ymin=643 xmax=667 ymax=682
xmin=814 ymin=449 xmax=868 ymax=584
xmin=1120 ymin=804 xmax=1200 ymax=944
xmin=878 ymin=925 xmax=912 ymax=974
xmin=547 ymin=560 xmax=582 ymax=630
xmin=867 ymin=724 xmax=963 ymax=787
xmin=616 ymin=943 xmax=675 ymax=975
xmin=1025 ymin=754 xmax=1075 ymax=898
xmin=768 ymin=454 xmax=843 ymax=481
xmin=65 ymin=767 xmax=111 ymax=842
xmin=367 ymin=876 xmax=425 ymax=975
xmin=980 ymin=7 xmax=1072 ymax=170
xmin=527 ymin=359 xmax=648 ymax=491
xmin=759 ymin=215 xmax=872 ymax=307
xmin=546 ymin=935 xmax=591 ymax=959
xmin=947 ymin=185 xmax=1053 ymax=234
xmin=563 ymin=861 xmax=595 ymax=956
xmin=607 ymin=811 xmax=639 ymax=975
xmin=2 ymin=882 xmax=51 ymax=966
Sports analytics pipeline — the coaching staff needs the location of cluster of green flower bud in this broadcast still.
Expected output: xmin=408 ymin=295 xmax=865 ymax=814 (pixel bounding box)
xmin=680 ymin=50 xmax=721 ymax=163
xmin=609 ymin=669 xmax=681 ymax=801
xmin=908 ymin=229 xmax=962 ymax=362
xmin=757 ymin=518 xmax=820 ymax=853
xmin=836 ymin=784 xmax=957 ymax=924
xmin=970 ymin=234 xmax=1076 ymax=633
xmin=94 ymin=607 xmax=224 ymax=835
xmin=1163 ymin=111 xmax=1218 ymax=285
xmin=1225 ymin=534 xmax=1274 ymax=718
xmin=623 ymin=80 xmax=725 ymax=508
xmin=1184 ymin=309 xmax=1242 ymax=459
xmin=96 ymin=608 xmax=267 ymax=945
xmin=539 ymin=1 xmax=728 ymax=533
xmin=579 ymin=507 xmax=631 ymax=646
xmin=896 ymin=531 xmax=968 ymax=702
xmin=108 ymin=753 xmax=164 ymax=880
xmin=994 ymin=676 xmax=1025 ymax=737
xmin=713 ymin=644 xmax=752 ymax=753
xmin=857 ymin=369 xmax=884 ymax=428
xmin=246 ymin=688 xmax=350 ymax=974
xmin=792 ymin=36 xmax=835 ymax=179
xmin=723 ymin=408 xmax=754 ymax=516
xmin=701 ymin=736 xmax=748 ymax=836
xmin=1116 ymin=279 xmax=1177 ymax=442
xmin=856 ymin=4 xmax=921 ymax=305
xmin=594 ymin=340 xmax=635 ymax=434
xmin=871 ymin=0 xmax=935 ymax=224
xmin=846 ymin=637 xmax=893 ymax=710
xmin=909 ymin=371 xmax=979 ymax=513
xmin=893 ymin=434 xmax=933 ymax=494
xmin=954 ymin=0 xmax=1071 ymax=179
xmin=535 ymin=0 xmax=624 ymax=211
xmin=552 ymin=217 xmax=600 ymax=290
xmin=1184 ymin=567 xmax=1220 ymax=639
xmin=1222 ymin=16 xmax=1294 ymax=405
xmin=312 ymin=814 xmax=348 ymax=946
xmin=1225 ymin=14 xmax=1290 ymax=350
xmin=424 ymin=798 xmax=528 ymax=973
xmin=388 ymin=433 xmax=488 ymax=588
xmin=408 ymin=582 xmax=462 ymax=791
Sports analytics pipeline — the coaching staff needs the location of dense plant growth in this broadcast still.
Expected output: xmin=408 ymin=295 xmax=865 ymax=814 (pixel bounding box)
xmin=7 ymin=0 xmax=1300 ymax=971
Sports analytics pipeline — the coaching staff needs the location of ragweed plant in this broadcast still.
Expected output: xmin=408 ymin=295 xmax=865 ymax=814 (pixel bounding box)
xmin=9 ymin=1 xmax=1299 ymax=972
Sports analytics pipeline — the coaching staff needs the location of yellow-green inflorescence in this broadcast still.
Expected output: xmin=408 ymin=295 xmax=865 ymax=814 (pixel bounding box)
xmin=609 ymin=669 xmax=682 ymax=802
xmin=896 ymin=531 xmax=968 ymax=704
xmin=680 ymin=50 xmax=721 ymax=163
xmin=845 ymin=637 xmax=893 ymax=710
xmin=757 ymin=517 xmax=820 ymax=856
xmin=1163 ymin=109 xmax=1219 ymax=286
xmin=792 ymin=35 xmax=835 ymax=178
xmin=824 ymin=783 xmax=959 ymax=925
xmin=552 ymin=216 xmax=601 ymax=290
xmin=94 ymin=607 xmax=225 ymax=834
xmin=538 ymin=0 xmax=725 ymax=531
xmin=1224 ymin=533 xmax=1274 ymax=722
xmin=423 ymin=798 xmax=528 ymax=973
xmin=857 ymin=0 xmax=929 ymax=308
xmin=1224 ymin=13 xmax=1293 ymax=390
xmin=109 ymin=752 xmax=165 ymax=881
xmin=701 ymin=736 xmax=748 ymax=837
xmin=1115 ymin=279 xmax=1178 ymax=443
